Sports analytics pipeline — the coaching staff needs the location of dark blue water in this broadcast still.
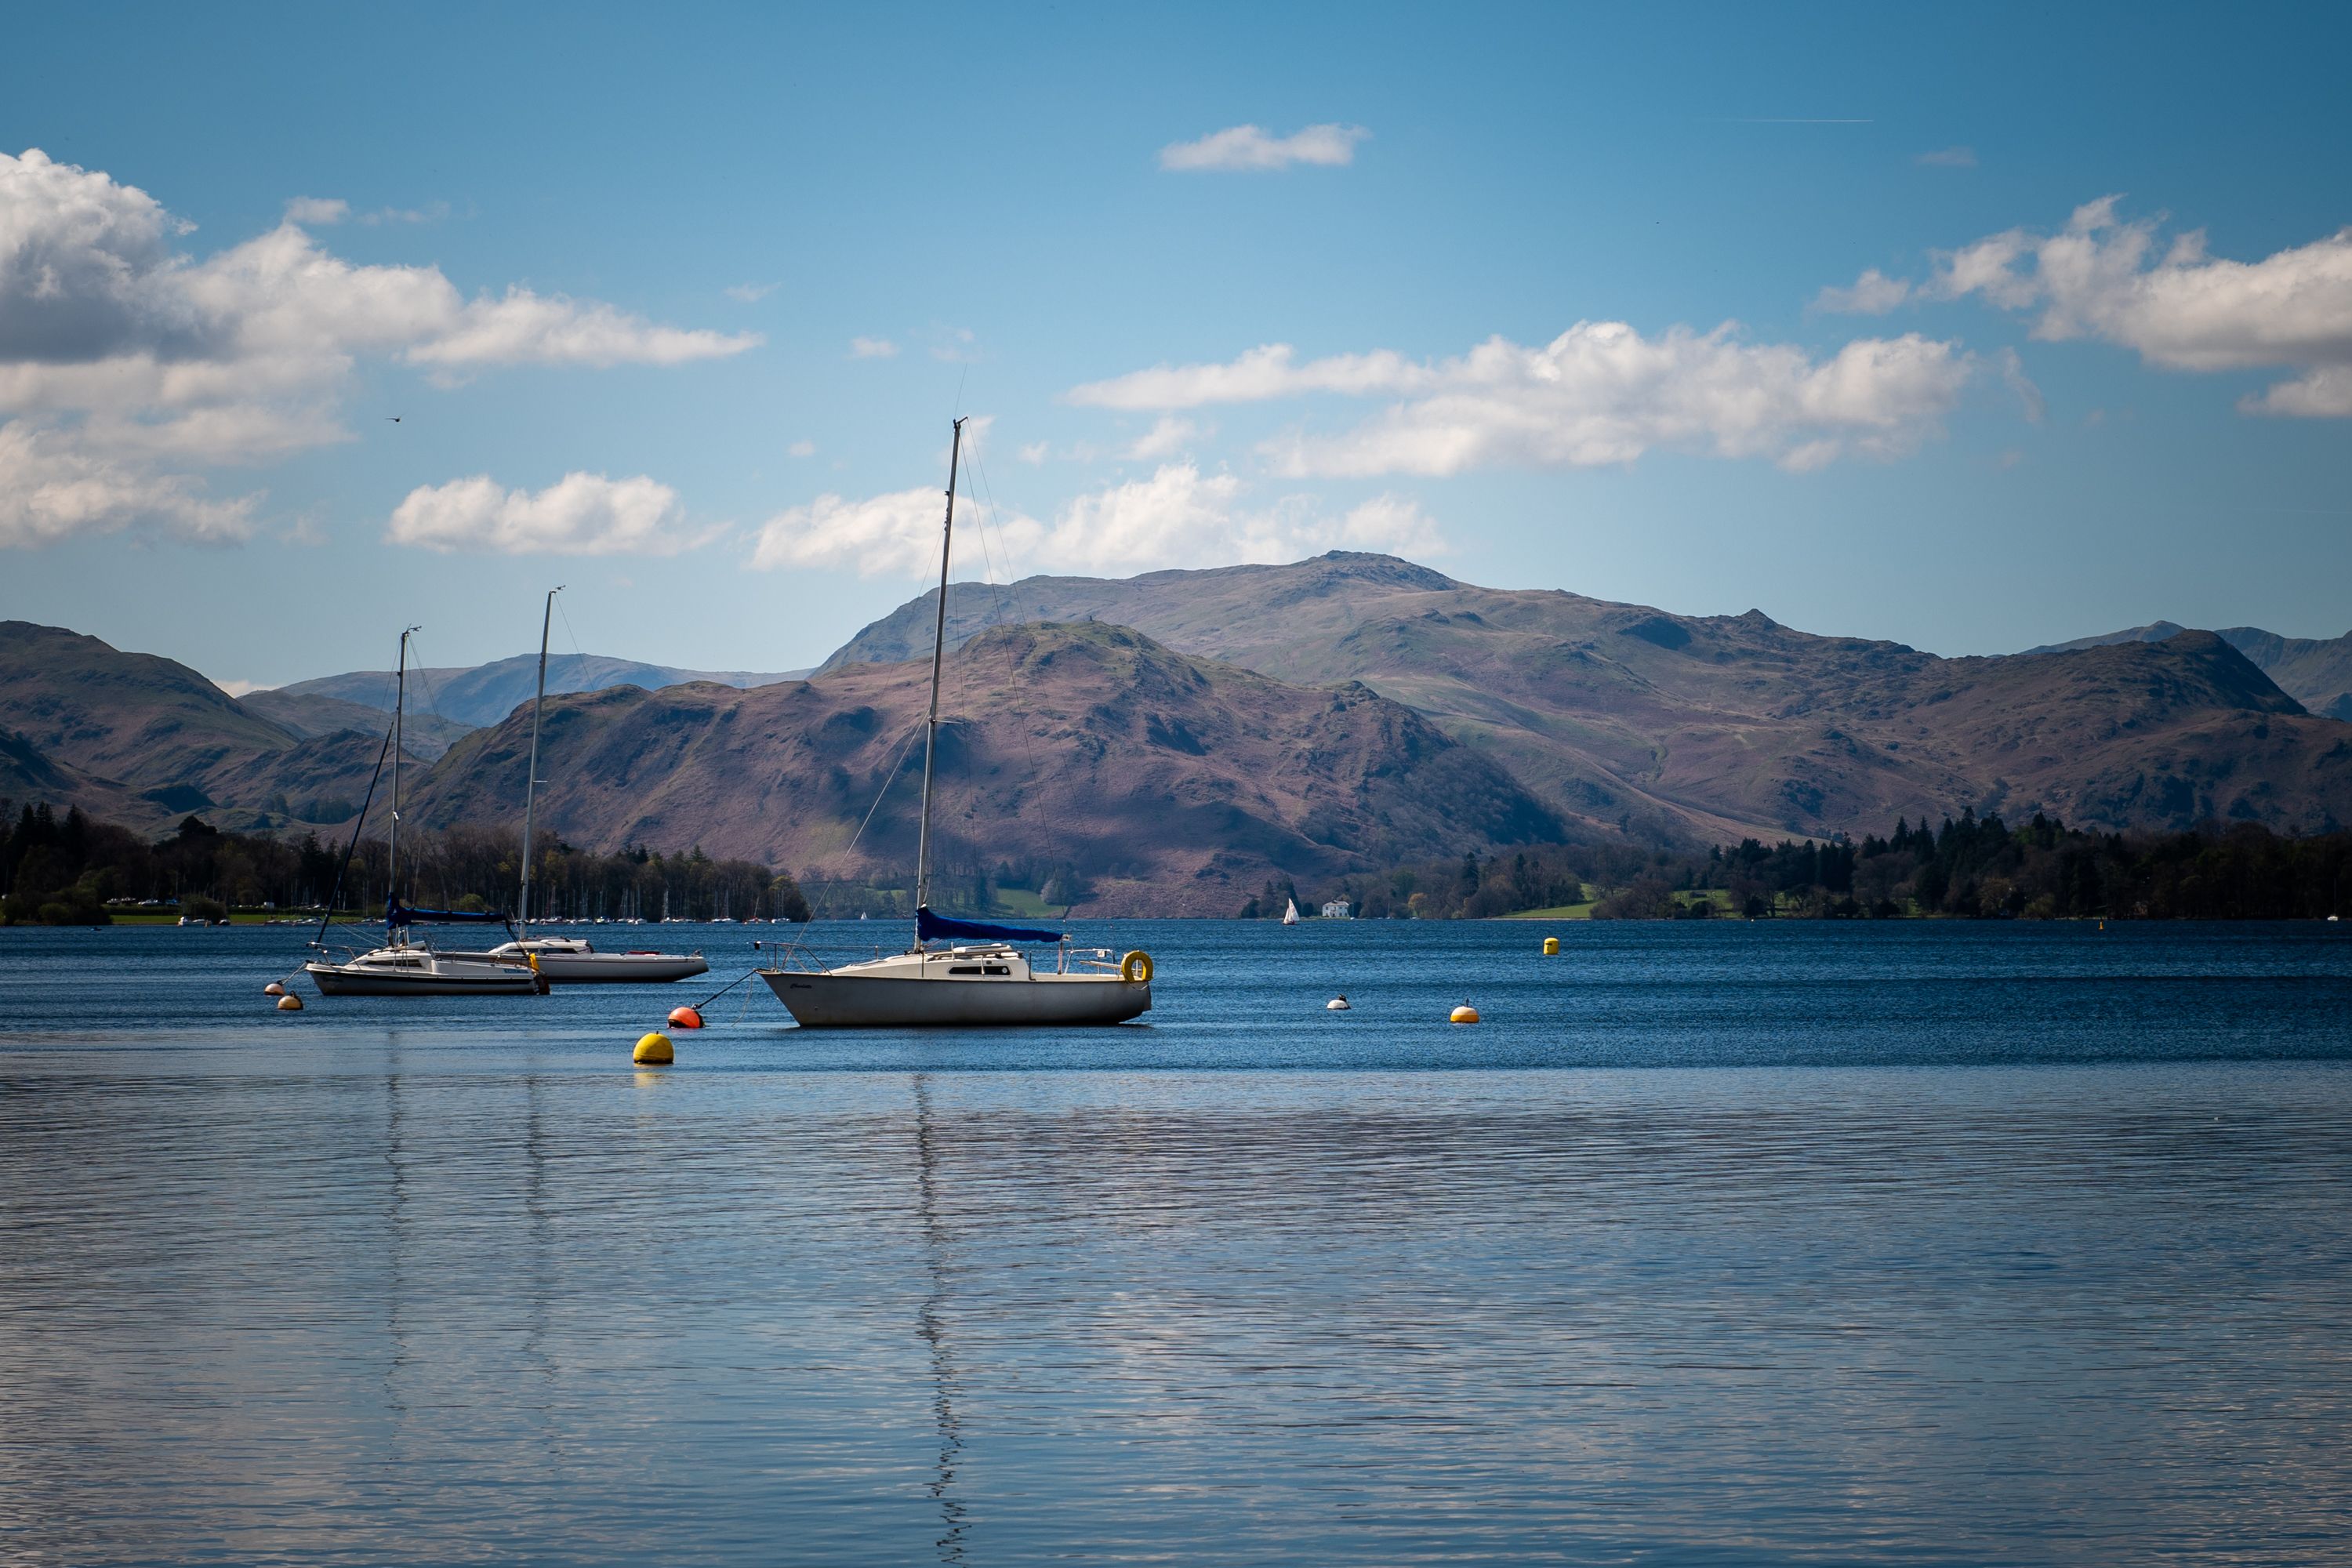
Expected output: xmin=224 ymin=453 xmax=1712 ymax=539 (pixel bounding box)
xmin=4 ymin=919 xmax=2350 ymax=1564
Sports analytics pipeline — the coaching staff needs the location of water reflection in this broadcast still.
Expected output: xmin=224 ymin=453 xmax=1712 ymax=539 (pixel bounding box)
xmin=912 ymin=1075 xmax=969 ymax=1564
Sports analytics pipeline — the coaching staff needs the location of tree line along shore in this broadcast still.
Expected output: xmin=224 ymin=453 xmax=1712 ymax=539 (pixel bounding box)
xmin=0 ymin=805 xmax=808 ymax=927
xmin=2 ymin=800 xmax=2346 ymax=927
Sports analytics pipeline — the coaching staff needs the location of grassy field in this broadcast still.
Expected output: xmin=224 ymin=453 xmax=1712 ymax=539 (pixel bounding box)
xmin=1503 ymin=881 xmax=1599 ymax=920
xmin=989 ymin=887 xmax=1068 ymax=919
xmin=1501 ymin=899 xmax=1599 ymax=920
xmin=1504 ymin=886 xmax=1750 ymax=920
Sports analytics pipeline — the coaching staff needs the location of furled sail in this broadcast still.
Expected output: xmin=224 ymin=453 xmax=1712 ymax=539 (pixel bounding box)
xmin=916 ymin=905 xmax=1064 ymax=945
xmin=387 ymin=898 xmax=512 ymax=926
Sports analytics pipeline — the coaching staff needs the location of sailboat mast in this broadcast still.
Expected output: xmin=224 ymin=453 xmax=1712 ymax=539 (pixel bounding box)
xmin=913 ymin=417 xmax=966 ymax=924
xmin=390 ymin=627 xmax=414 ymax=935
xmin=519 ymin=587 xmax=560 ymax=934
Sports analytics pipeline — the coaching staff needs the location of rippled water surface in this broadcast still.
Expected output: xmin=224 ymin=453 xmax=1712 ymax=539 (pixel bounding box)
xmin=4 ymin=919 xmax=2350 ymax=1565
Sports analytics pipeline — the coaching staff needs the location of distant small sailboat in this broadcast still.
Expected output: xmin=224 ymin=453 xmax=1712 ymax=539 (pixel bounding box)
xmin=1282 ymin=898 xmax=1300 ymax=926
xmin=306 ymin=628 xmax=543 ymax=997
xmin=439 ymin=587 xmax=708 ymax=985
xmin=1327 ymin=994 xmax=1350 ymax=1011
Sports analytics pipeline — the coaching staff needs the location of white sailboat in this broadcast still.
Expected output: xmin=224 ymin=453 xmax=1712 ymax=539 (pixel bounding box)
xmin=440 ymin=588 xmax=710 ymax=985
xmin=307 ymin=629 xmax=544 ymax=997
xmin=1282 ymin=898 xmax=1300 ymax=926
xmin=759 ymin=419 xmax=1152 ymax=1028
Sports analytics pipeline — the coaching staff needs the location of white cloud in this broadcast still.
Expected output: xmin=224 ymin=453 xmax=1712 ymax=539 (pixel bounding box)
xmin=2242 ymin=367 xmax=2352 ymax=417
xmin=726 ymin=281 xmax=779 ymax=303
xmin=1160 ymin=123 xmax=1370 ymax=172
xmin=1075 ymin=324 xmax=1974 ymax=477
xmin=1812 ymin=267 xmax=1911 ymax=315
xmin=1126 ymin=415 xmax=1203 ymax=459
xmin=1016 ymin=441 xmax=1050 ymax=466
xmin=849 ymin=336 xmax=898 ymax=358
xmin=786 ymin=439 xmax=816 ymax=458
xmin=407 ymin=290 xmax=760 ymax=369
xmin=357 ymin=201 xmax=451 ymax=227
xmin=0 ymin=421 xmax=256 ymax=548
xmin=750 ymin=461 xmax=1446 ymax=579
xmin=1926 ymin=198 xmax=2352 ymax=414
xmin=751 ymin=485 xmax=978 ymax=573
xmin=1916 ymin=146 xmax=1977 ymax=168
xmin=0 ymin=146 xmax=760 ymax=547
xmin=387 ymin=473 xmax=704 ymax=556
xmin=1069 ymin=343 xmax=1430 ymax=409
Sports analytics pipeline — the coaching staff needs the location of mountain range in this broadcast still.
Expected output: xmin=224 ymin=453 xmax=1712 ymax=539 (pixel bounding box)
xmin=2 ymin=555 xmax=2347 ymax=909
xmin=407 ymin=622 xmax=1561 ymax=915
xmin=816 ymin=553 xmax=2352 ymax=844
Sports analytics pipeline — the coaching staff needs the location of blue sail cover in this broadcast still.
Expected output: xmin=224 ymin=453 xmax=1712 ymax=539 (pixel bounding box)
xmin=387 ymin=897 xmax=511 ymax=926
xmin=916 ymin=905 xmax=1063 ymax=944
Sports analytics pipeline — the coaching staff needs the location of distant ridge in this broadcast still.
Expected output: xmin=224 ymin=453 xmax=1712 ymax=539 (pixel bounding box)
xmin=2023 ymin=622 xmax=2352 ymax=720
xmin=0 ymin=621 xmax=412 ymax=833
xmin=276 ymin=652 xmax=811 ymax=730
xmin=818 ymin=551 xmax=1460 ymax=674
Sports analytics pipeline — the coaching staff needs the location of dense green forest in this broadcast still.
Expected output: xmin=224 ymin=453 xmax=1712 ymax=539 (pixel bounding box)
xmin=1284 ymin=811 xmax=2352 ymax=921
xmin=0 ymin=803 xmax=808 ymax=925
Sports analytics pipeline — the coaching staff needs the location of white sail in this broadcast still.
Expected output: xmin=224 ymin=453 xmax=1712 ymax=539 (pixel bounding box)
xmin=1282 ymin=898 xmax=1300 ymax=925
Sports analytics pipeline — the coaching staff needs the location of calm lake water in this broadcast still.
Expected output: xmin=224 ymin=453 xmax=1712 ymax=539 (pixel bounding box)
xmin=3 ymin=918 xmax=2350 ymax=1565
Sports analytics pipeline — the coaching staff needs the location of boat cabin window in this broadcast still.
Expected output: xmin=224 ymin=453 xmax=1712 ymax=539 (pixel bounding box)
xmin=949 ymin=965 xmax=983 ymax=975
xmin=985 ymin=964 xmax=1011 ymax=975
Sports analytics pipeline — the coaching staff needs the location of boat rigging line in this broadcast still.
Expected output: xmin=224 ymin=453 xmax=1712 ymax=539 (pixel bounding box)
xmin=289 ymin=702 xmax=399 ymax=979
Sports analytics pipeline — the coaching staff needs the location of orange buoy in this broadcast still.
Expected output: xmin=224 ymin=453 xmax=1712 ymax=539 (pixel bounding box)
xmin=277 ymin=993 xmax=304 ymax=1011
xmin=668 ymin=1005 xmax=703 ymax=1030
xmin=264 ymin=981 xmax=285 ymax=996
xmin=1450 ymin=1004 xmax=1480 ymax=1025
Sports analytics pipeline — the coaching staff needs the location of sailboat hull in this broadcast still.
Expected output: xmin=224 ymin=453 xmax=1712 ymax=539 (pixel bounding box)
xmin=305 ymin=959 xmax=543 ymax=996
xmin=439 ymin=946 xmax=710 ymax=983
xmin=760 ymin=970 xmax=1149 ymax=1028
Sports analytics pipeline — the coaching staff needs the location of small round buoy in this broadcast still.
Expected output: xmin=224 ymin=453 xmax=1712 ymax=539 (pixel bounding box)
xmin=1542 ymin=936 xmax=1559 ymax=956
xmin=633 ymin=1031 xmax=674 ymax=1065
xmin=1450 ymin=1004 xmax=1480 ymax=1025
xmin=276 ymin=993 xmax=304 ymax=1011
xmin=1327 ymin=996 xmax=1350 ymax=1011
xmin=667 ymin=1005 xmax=703 ymax=1029
xmin=264 ymin=980 xmax=285 ymax=996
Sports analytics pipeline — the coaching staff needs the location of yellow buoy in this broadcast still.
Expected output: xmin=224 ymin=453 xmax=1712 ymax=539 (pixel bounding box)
xmin=264 ymin=980 xmax=285 ymax=996
xmin=276 ymin=993 xmax=303 ymax=1011
xmin=1450 ymin=1004 xmax=1480 ymax=1025
xmin=1542 ymin=936 xmax=1559 ymax=956
xmin=633 ymin=1031 xmax=674 ymax=1065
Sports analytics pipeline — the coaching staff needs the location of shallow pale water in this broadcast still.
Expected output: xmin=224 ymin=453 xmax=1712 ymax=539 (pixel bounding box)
xmin=3 ymin=919 xmax=2350 ymax=1564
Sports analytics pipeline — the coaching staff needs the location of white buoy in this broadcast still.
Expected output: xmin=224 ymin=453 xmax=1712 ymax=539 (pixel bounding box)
xmin=1327 ymin=995 xmax=1350 ymax=1011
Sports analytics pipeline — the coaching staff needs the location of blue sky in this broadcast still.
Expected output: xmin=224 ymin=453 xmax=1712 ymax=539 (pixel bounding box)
xmin=4 ymin=2 xmax=2348 ymax=690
